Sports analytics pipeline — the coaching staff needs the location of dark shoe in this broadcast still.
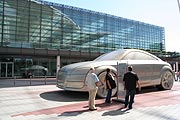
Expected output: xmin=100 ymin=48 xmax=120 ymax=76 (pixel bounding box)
xmin=89 ymin=108 xmax=97 ymax=111
xmin=128 ymin=106 xmax=132 ymax=109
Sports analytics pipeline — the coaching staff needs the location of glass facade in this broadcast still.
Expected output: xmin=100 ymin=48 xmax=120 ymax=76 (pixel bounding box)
xmin=0 ymin=56 xmax=56 ymax=77
xmin=0 ymin=0 xmax=165 ymax=52
xmin=0 ymin=0 xmax=165 ymax=78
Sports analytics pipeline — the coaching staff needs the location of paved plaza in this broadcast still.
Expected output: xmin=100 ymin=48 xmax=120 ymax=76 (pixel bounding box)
xmin=1 ymin=79 xmax=180 ymax=120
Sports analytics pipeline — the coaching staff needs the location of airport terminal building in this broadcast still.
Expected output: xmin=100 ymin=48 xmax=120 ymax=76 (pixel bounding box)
xmin=0 ymin=0 xmax=165 ymax=78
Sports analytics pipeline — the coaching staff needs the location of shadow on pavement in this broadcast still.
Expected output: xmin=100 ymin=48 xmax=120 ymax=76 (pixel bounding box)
xmin=58 ymin=100 xmax=125 ymax=117
xmin=40 ymin=90 xmax=89 ymax=102
xmin=137 ymin=86 xmax=164 ymax=94
xmin=58 ymin=109 xmax=90 ymax=117
xmin=102 ymin=107 xmax=130 ymax=116
xmin=40 ymin=86 xmax=163 ymax=103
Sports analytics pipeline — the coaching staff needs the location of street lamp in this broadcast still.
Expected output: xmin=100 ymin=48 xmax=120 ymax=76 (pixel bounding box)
xmin=177 ymin=0 xmax=180 ymax=72
xmin=177 ymin=0 xmax=180 ymax=13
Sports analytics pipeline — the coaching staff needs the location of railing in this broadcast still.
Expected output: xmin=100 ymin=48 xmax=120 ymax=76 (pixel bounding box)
xmin=0 ymin=76 xmax=56 ymax=88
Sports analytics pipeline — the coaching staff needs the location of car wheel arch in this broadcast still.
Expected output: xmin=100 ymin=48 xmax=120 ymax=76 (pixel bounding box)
xmin=160 ymin=65 xmax=174 ymax=76
xmin=95 ymin=66 xmax=118 ymax=98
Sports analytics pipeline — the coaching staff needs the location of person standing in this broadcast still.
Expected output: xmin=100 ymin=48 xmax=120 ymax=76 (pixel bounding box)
xmin=176 ymin=70 xmax=180 ymax=81
xmin=123 ymin=66 xmax=141 ymax=109
xmin=105 ymin=68 xmax=114 ymax=103
xmin=86 ymin=67 xmax=102 ymax=111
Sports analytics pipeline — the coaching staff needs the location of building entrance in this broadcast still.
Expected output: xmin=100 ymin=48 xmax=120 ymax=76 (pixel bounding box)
xmin=0 ymin=62 xmax=14 ymax=78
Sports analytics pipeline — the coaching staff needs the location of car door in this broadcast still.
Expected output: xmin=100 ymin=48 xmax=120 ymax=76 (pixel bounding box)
xmin=127 ymin=60 xmax=153 ymax=87
xmin=122 ymin=51 xmax=155 ymax=87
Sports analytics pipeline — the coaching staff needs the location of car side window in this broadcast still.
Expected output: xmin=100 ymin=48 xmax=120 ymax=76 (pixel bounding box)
xmin=122 ymin=51 xmax=157 ymax=60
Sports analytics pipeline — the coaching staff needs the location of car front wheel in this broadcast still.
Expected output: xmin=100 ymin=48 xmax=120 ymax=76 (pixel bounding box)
xmin=97 ymin=71 xmax=117 ymax=98
xmin=160 ymin=70 xmax=174 ymax=90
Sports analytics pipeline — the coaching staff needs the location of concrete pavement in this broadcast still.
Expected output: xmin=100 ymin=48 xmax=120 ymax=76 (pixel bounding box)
xmin=1 ymin=79 xmax=180 ymax=120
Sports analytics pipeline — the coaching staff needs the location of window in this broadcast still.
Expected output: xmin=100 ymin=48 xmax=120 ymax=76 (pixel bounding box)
xmin=122 ymin=51 xmax=158 ymax=60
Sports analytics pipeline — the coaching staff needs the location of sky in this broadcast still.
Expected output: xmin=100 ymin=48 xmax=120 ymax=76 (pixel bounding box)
xmin=46 ymin=0 xmax=180 ymax=52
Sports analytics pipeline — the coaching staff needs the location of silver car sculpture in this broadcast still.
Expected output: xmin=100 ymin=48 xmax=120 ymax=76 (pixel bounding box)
xmin=57 ymin=49 xmax=175 ymax=98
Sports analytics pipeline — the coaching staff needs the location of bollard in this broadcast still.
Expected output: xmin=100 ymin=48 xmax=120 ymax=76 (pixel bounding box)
xmin=45 ymin=76 xmax=47 ymax=85
xmin=30 ymin=76 xmax=32 ymax=85
xmin=13 ymin=76 xmax=15 ymax=86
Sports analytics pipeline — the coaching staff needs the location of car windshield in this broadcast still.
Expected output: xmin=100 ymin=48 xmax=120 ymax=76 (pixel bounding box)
xmin=94 ymin=49 xmax=126 ymax=61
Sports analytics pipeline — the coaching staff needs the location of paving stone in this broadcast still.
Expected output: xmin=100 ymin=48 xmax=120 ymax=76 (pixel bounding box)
xmin=1 ymin=79 xmax=180 ymax=120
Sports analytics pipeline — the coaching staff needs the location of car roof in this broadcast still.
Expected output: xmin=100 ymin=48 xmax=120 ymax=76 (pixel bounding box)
xmin=94 ymin=49 xmax=161 ymax=61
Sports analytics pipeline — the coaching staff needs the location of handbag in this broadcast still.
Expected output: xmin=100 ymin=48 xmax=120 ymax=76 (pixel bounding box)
xmin=109 ymin=74 xmax=116 ymax=89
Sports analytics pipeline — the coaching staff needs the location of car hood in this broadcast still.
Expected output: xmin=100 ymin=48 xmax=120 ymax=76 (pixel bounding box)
xmin=60 ymin=60 xmax=120 ymax=74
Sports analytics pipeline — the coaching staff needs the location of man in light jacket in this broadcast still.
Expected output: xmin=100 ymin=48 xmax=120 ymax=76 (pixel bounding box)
xmin=86 ymin=67 xmax=101 ymax=111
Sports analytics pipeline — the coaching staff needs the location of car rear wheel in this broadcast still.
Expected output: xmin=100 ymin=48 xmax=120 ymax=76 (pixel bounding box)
xmin=97 ymin=71 xmax=117 ymax=98
xmin=160 ymin=70 xmax=174 ymax=90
